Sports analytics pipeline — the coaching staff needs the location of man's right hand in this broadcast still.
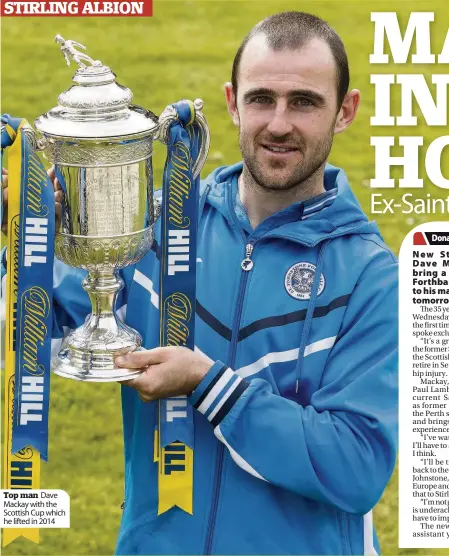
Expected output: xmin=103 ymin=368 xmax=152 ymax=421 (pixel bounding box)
xmin=1 ymin=166 xmax=63 ymax=235
xmin=49 ymin=167 xmax=64 ymax=232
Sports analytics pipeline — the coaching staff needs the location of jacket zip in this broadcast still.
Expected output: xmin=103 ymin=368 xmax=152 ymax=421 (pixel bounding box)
xmin=337 ymin=510 xmax=351 ymax=554
xmin=204 ymin=238 xmax=255 ymax=555
xmin=241 ymin=244 xmax=254 ymax=271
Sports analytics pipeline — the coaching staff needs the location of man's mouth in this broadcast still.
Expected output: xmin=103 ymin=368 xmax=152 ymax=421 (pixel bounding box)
xmin=261 ymin=144 xmax=299 ymax=154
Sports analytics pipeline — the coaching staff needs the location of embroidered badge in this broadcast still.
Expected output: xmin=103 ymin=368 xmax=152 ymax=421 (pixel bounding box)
xmin=284 ymin=262 xmax=325 ymax=300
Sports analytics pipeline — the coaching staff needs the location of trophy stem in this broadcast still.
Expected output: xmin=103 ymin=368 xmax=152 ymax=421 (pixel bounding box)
xmin=51 ymin=270 xmax=144 ymax=381
xmin=83 ymin=271 xmax=123 ymax=329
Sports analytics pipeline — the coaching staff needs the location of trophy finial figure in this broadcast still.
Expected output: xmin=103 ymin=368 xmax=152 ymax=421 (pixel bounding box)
xmin=55 ymin=34 xmax=102 ymax=69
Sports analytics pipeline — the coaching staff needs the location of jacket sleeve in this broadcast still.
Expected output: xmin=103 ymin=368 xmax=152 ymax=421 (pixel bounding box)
xmin=188 ymin=248 xmax=398 ymax=515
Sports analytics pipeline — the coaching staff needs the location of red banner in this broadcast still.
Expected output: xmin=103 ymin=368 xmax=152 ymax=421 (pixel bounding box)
xmin=1 ymin=0 xmax=152 ymax=16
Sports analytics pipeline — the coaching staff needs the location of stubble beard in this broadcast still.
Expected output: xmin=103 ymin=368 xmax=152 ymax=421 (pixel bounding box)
xmin=239 ymin=129 xmax=335 ymax=193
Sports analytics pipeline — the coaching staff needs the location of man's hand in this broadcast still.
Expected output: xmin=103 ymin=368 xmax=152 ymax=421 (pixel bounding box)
xmin=1 ymin=166 xmax=63 ymax=235
xmin=47 ymin=167 xmax=64 ymax=232
xmin=116 ymin=347 xmax=214 ymax=402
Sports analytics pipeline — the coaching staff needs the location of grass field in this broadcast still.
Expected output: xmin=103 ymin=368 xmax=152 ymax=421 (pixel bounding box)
xmin=2 ymin=0 xmax=449 ymax=554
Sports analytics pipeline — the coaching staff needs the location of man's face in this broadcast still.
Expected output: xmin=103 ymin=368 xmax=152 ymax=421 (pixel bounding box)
xmin=227 ymin=35 xmax=341 ymax=191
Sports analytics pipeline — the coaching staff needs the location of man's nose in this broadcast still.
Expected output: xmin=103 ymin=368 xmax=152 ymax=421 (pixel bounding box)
xmin=266 ymin=104 xmax=294 ymax=136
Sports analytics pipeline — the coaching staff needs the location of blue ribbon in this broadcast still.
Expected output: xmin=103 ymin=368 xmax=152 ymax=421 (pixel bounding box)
xmin=159 ymin=101 xmax=203 ymax=450
xmin=2 ymin=114 xmax=54 ymax=462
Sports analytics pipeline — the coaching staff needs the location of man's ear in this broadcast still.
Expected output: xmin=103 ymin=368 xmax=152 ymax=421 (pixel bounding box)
xmin=224 ymin=82 xmax=240 ymax=126
xmin=334 ymin=89 xmax=360 ymax=135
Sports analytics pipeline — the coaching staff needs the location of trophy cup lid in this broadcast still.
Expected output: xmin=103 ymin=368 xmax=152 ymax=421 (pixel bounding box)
xmin=35 ymin=35 xmax=158 ymax=140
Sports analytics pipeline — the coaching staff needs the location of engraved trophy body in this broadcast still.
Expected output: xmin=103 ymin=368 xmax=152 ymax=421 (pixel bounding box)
xmin=34 ymin=36 xmax=209 ymax=382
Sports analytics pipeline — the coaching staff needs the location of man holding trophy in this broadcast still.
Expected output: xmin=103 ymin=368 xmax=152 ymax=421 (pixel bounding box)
xmin=2 ymin=11 xmax=398 ymax=556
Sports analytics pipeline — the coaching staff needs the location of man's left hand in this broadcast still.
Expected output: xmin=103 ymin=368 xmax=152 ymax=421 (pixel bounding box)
xmin=116 ymin=347 xmax=214 ymax=402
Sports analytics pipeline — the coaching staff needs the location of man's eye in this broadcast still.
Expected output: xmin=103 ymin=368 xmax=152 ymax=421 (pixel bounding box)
xmin=251 ymin=96 xmax=272 ymax=104
xmin=293 ymin=98 xmax=315 ymax=107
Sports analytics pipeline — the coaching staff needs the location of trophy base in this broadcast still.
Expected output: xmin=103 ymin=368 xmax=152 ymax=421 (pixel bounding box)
xmin=51 ymin=270 xmax=147 ymax=382
xmin=52 ymin=353 xmax=143 ymax=382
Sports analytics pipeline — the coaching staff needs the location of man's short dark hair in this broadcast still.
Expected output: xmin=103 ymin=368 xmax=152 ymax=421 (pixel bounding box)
xmin=231 ymin=11 xmax=350 ymax=109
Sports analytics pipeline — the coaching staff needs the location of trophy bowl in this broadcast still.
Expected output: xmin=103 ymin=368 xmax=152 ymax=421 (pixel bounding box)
xmin=33 ymin=36 xmax=209 ymax=382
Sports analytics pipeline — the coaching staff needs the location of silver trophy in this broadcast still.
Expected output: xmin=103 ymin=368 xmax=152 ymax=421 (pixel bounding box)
xmin=32 ymin=36 xmax=209 ymax=382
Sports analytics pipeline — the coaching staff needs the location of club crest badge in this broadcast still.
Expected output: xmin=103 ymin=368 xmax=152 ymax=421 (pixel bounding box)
xmin=284 ymin=262 xmax=325 ymax=300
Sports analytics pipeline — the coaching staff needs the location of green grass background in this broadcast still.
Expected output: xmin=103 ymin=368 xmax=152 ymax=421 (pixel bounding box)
xmin=2 ymin=0 xmax=449 ymax=554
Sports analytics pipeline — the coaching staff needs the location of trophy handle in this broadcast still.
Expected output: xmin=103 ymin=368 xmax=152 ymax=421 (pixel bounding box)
xmin=20 ymin=124 xmax=47 ymax=152
xmin=157 ymin=98 xmax=210 ymax=179
xmin=190 ymin=99 xmax=210 ymax=179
